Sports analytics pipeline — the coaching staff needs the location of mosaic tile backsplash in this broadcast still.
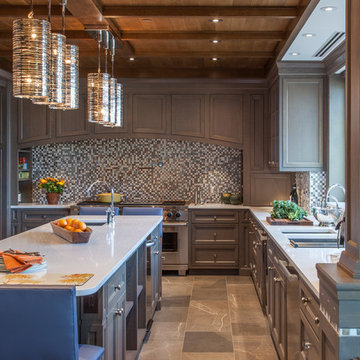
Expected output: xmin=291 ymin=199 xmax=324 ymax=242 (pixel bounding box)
xmin=32 ymin=139 xmax=243 ymax=204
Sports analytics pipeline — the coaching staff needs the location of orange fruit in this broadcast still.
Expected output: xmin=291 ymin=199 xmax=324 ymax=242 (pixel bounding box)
xmin=74 ymin=229 xmax=83 ymax=232
xmin=57 ymin=219 xmax=67 ymax=227
xmin=66 ymin=218 xmax=74 ymax=226
xmin=65 ymin=225 xmax=74 ymax=232
xmin=77 ymin=221 xmax=87 ymax=231
xmin=71 ymin=219 xmax=80 ymax=227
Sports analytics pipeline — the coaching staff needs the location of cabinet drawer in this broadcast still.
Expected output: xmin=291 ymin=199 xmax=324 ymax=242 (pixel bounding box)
xmin=191 ymin=245 xmax=239 ymax=268
xmin=21 ymin=209 xmax=70 ymax=223
xmin=300 ymin=310 xmax=321 ymax=359
xmin=191 ymin=210 xmax=238 ymax=224
xmin=105 ymin=264 xmax=126 ymax=310
xmin=300 ymin=281 xmax=321 ymax=339
xmin=192 ymin=224 xmax=238 ymax=245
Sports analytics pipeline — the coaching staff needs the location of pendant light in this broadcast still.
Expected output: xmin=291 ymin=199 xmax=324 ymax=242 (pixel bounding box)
xmin=33 ymin=0 xmax=66 ymax=107
xmin=104 ymin=36 xmax=123 ymax=128
xmin=88 ymin=31 xmax=110 ymax=123
xmin=12 ymin=0 xmax=51 ymax=99
xmin=50 ymin=1 xmax=79 ymax=110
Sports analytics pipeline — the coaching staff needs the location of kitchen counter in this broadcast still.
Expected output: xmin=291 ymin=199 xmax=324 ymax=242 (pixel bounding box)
xmin=11 ymin=202 xmax=76 ymax=209
xmin=189 ymin=203 xmax=247 ymax=209
xmin=249 ymin=207 xmax=342 ymax=297
xmin=0 ymin=215 xmax=162 ymax=296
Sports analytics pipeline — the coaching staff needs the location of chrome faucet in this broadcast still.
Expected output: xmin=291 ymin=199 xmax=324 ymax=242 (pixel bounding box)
xmin=106 ymin=187 xmax=116 ymax=225
xmin=323 ymin=183 xmax=346 ymax=207
xmin=86 ymin=180 xmax=110 ymax=199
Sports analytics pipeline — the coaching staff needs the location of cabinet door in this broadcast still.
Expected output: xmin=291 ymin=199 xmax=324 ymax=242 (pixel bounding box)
xmin=17 ymin=98 xmax=52 ymax=144
xmin=273 ymin=271 xmax=286 ymax=360
xmin=132 ymin=94 xmax=167 ymax=134
xmin=280 ymin=77 xmax=324 ymax=171
xmin=171 ymin=94 xmax=205 ymax=138
xmin=250 ymin=94 xmax=265 ymax=171
xmin=55 ymin=93 xmax=89 ymax=138
xmin=299 ymin=311 xmax=321 ymax=360
xmin=269 ymin=78 xmax=279 ymax=168
xmin=104 ymin=296 xmax=126 ymax=360
xmin=209 ymin=94 xmax=243 ymax=144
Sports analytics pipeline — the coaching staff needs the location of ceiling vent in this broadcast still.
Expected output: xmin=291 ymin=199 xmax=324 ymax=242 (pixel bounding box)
xmin=313 ymin=32 xmax=345 ymax=58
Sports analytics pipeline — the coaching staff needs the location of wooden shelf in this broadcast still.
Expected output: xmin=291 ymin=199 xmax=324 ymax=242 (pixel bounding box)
xmin=137 ymin=285 xmax=143 ymax=298
xmin=125 ymin=301 xmax=134 ymax=318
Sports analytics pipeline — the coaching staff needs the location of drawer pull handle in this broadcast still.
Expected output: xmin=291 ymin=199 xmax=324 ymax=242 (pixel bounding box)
xmin=115 ymin=308 xmax=124 ymax=316
xmin=314 ymin=317 xmax=320 ymax=324
xmin=249 ymin=231 xmax=255 ymax=235
xmin=161 ymin=256 xmax=166 ymax=261
xmin=303 ymin=341 xmax=312 ymax=350
xmin=301 ymin=296 xmax=310 ymax=304
xmin=114 ymin=284 xmax=122 ymax=291
xmin=273 ymin=277 xmax=281 ymax=283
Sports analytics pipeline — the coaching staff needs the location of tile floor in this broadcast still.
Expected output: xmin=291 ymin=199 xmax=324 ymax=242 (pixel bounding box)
xmin=138 ymin=275 xmax=279 ymax=360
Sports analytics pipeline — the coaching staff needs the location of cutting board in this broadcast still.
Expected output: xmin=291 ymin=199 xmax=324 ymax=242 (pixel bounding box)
xmin=266 ymin=217 xmax=313 ymax=226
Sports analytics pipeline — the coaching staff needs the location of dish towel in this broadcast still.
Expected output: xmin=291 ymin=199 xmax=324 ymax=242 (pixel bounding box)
xmin=0 ymin=250 xmax=44 ymax=273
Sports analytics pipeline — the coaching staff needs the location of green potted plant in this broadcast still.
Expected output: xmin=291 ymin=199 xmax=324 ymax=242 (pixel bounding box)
xmin=40 ymin=177 xmax=65 ymax=205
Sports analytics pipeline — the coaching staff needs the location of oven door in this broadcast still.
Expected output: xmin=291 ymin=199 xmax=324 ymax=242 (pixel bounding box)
xmin=162 ymin=224 xmax=188 ymax=266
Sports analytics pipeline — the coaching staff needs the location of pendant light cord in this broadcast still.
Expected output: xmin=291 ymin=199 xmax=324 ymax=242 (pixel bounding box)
xmin=111 ymin=37 xmax=115 ymax=78
xmin=28 ymin=0 xmax=34 ymax=18
xmin=97 ymin=31 xmax=102 ymax=74
xmin=61 ymin=0 xmax=67 ymax=36
xmin=48 ymin=0 xmax=51 ymax=23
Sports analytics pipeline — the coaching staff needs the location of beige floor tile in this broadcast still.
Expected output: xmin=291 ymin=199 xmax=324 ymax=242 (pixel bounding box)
xmin=228 ymin=293 xmax=263 ymax=312
xmin=163 ymin=275 xmax=195 ymax=285
xmin=149 ymin=321 xmax=186 ymax=340
xmin=183 ymin=331 xmax=233 ymax=352
xmin=139 ymin=340 xmax=183 ymax=360
xmin=182 ymin=352 xmax=235 ymax=360
xmin=226 ymin=276 xmax=253 ymax=285
xmin=162 ymin=283 xmax=194 ymax=297
xmin=231 ymin=322 xmax=270 ymax=338
xmin=233 ymin=337 xmax=278 ymax=360
xmin=154 ymin=306 xmax=189 ymax=322
xmin=186 ymin=300 xmax=231 ymax=332
xmin=229 ymin=308 xmax=268 ymax=325
xmin=226 ymin=284 xmax=257 ymax=296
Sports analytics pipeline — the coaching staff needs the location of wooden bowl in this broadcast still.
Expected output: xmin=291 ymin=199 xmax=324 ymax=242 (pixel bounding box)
xmin=51 ymin=222 xmax=92 ymax=243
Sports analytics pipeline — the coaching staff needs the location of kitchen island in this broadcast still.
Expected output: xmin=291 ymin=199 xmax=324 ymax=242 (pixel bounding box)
xmin=0 ymin=215 xmax=163 ymax=360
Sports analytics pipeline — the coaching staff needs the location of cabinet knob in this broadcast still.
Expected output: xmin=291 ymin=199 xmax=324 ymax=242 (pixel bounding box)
xmin=214 ymin=216 xmax=217 ymax=221
xmin=153 ymin=250 xmax=160 ymax=255
xmin=213 ymin=232 xmax=217 ymax=238
xmin=213 ymin=253 xmax=217 ymax=259
xmin=314 ymin=317 xmax=320 ymax=324
xmin=115 ymin=308 xmax=124 ymax=316
xmin=268 ymin=266 xmax=275 ymax=271
xmin=161 ymin=256 xmax=166 ymax=261
xmin=301 ymin=296 xmax=310 ymax=304
xmin=114 ymin=284 xmax=122 ymax=291
xmin=303 ymin=341 xmax=312 ymax=350
xmin=273 ymin=277 xmax=281 ymax=283
xmin=153 ymin=236 xmax=158 ymax=240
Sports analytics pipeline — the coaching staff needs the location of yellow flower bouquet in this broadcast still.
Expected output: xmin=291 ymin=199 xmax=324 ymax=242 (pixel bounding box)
xmin=40 ymin=177 xmax=66 ymax=194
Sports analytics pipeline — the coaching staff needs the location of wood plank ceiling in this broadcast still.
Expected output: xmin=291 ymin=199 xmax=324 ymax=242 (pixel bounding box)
xmin=0 ymin=0 xmax=311 ymax=78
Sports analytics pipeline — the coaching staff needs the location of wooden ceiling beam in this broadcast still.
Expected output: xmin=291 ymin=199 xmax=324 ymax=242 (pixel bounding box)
xmin=121 ymin=31 xmax=286 ymax=41
xmin=65 ymin=0 xmax=134 ymax=56
xmin=0 ymin=5 xmax=71 ymax=18
xmin=133 ymin=51 xmax=274 ymax=58
xmin=102 ymin=6 xmax=298 ymax=18
xmin=79 ymin=67 xmax=266 ymax=79
xmin=0 ymin=30 xmax=91 ymax=40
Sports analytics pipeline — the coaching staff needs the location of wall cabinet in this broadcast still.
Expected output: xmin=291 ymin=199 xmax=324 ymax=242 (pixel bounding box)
xmin=209 ymin=94 xmax=244 ymax=145
xmin=17 ymin=98 xmax=52 ymax=144
xmin=280 ymin=77 xmax=324 ymax=171
xmin=268 ymin=78 xmax=280 ymax=169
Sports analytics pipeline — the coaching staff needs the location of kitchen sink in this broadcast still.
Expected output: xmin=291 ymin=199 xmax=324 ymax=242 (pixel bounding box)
xmin=281 ymin=228 xmax=341 ymax=248
xmin=81 ymin=220 xmax=107 ymax=227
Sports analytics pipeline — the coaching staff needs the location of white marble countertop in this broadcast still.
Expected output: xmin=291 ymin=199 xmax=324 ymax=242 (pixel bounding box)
xmin=249 ymin=207 xmax=342 ymax=297
xmin=10 ymin=203 xmax=76 ymax=209
xmin=188 ymin=203 xmax=247 ymax=209
xmin=0 ymin=215 xmax=162 ymax=296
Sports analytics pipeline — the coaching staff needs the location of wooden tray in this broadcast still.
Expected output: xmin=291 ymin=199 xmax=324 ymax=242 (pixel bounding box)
xmin=266 ymin=217 xmax=313 ymax=226
xmin=51 ymin=222 xmax=92 ymax=243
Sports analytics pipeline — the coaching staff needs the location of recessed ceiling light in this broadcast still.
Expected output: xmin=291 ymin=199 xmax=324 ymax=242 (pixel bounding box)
xmin=302 ymin=33 xmax=315 ymax=38
xmin=209 ymin=18 xmax=223 ymax=23
xmin=211 ymin=57 xmax=219 ymax=61
xmin=211 ymin=40 xmax=221 ymax=44
xmin=142 ymin=18 xmax=152 ymax=22
xmin=320 ymin=6 xmax=336 ymax=12
xmin=289 ymin=52 xmax=300 ymax=56
xmin=129 ymin=57 xmax=135 ymax=61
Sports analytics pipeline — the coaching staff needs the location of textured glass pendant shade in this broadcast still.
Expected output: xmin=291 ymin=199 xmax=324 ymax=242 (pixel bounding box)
xmin=50 ymin=44 xmax=79 ymax=110
xmin=105 ymin=77 xmax=117 ymax=126
xmin=12 ymin=18 xmax=51 ymax=99
xmin=88 ymin=73 xmax=110 ymax=123
xmin=115 ymin=82 xmax=123 ymax=127
xmin=33 ymin=33 xmax=66 ymax=105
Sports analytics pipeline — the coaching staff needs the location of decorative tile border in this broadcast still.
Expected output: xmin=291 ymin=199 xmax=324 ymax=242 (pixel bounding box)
xmin=32 ymin=138 xmax=243 ymax=204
